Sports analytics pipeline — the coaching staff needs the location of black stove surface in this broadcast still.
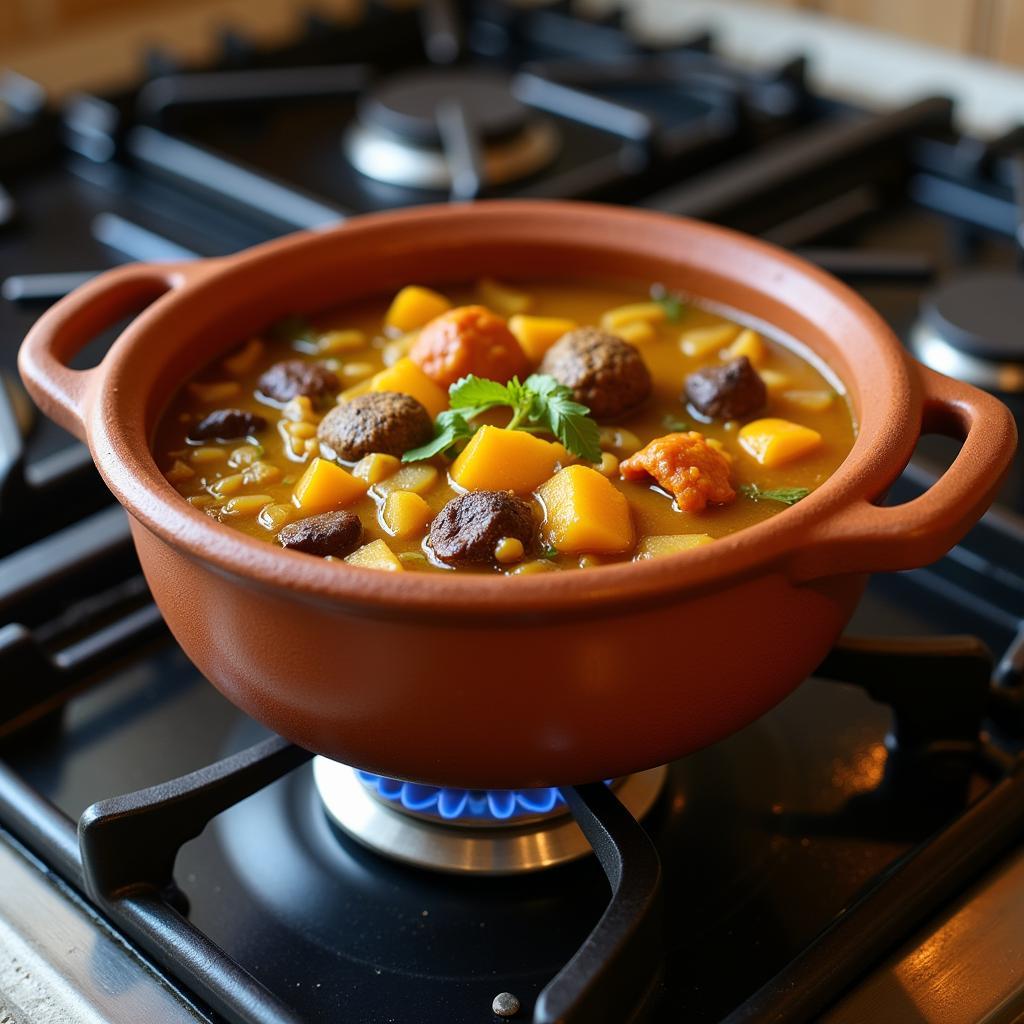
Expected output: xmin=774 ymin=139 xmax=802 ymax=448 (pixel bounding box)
xmin=2 ymin=3 xmax=1024 ymax=1024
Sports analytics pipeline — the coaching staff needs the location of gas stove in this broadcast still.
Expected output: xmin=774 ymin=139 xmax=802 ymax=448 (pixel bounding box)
xmin=2 ymin=3 xmax=1024 ymax=1023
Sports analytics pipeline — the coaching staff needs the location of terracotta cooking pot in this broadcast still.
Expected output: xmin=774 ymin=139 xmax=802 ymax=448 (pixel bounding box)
xmin=18 ymin=202 xmax=1017 ymax=789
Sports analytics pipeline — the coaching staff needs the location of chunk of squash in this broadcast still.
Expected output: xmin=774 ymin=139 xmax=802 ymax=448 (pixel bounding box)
xmin=352 ymin=452 xmax=400 ymax=485
xmin=478 ymin=278 xmax=532 ymax=316
xmin=381 ymin=490 xmax=433 ymax=539
xmin=450 ymin=425 xmax=565 ymax=494
xmin=601 ymin=302 xmax=667 ymax=332
xmin=344 ymin=539 xmax=404 ymax=572
xmin=292 ymin=457 xmax=367 ymax=514
xmin=384 ymin=286 xmax=451 ymax=333
xmin=507 ymin=315 xmax=577 ymax=363
xmin=738 ymin=418 xmax=823 ymax=467
xmin=369 ymin=357 xmax=448 ymax=418
xmin=679 ymin=323 xmax=738 ymax=358
xmin=721 ymin=328 xmax=765 ymax=366
xmin=537 ymin=465 xmax=634 ymax=555
xmin=633 ymin=534 xmax=713 ymax=561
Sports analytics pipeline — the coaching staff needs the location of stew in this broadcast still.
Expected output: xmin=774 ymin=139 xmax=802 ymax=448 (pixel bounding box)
xmin=154 ymin=280 xmax=856 ymax=573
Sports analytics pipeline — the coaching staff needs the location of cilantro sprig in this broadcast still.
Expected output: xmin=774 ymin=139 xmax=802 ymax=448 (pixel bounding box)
xmin=741 ymin=483 xmax=811 ymax=506
xmin=403 ymin=373 xmax=602 ymax=463
xmin=650 ymin=283 xmax=686 ymax=322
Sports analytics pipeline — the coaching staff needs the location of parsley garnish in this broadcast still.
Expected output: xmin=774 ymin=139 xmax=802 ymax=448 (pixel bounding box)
xmin=650 ymin=283 xmax=686 ymax=322
xmin=540 ymin=544 xmax=559 ymax=559
xmin=741 ymin=484 xmax=811 ymax=505
xmin=403 ymin=373 xmax=602 ymax=463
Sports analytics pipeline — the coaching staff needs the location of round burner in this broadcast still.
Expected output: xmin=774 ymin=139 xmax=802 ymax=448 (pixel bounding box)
xmin=361 ymin=69 xmax=528 ymax=148
xmin=910 ymin=271 xmax=1024 ymax=392
xmin=313 ymin=758 xmax=668 ymax=875
xmin=344 ymin=69 xmax=559 ymax=191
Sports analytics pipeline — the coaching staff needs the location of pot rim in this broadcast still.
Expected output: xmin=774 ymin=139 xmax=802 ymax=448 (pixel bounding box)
xmin=33 ymin=202 xmax=934 ymax=619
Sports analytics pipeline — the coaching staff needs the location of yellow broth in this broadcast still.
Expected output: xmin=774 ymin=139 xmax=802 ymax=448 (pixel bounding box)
xmin=153 ymin=281 xmax=856 ymax=573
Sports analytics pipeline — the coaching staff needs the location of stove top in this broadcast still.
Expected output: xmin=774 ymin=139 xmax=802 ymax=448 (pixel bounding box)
xmin=2 ymin=3 xmax=1024 ymax=1023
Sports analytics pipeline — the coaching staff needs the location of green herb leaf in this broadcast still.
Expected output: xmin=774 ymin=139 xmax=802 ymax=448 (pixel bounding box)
xmin=540 ymin=544 xmax=558 ymax=559
xmin=650 ymin=284 xmax=686 ymax=322
xmin=402 ymin=410 xmax=475 ymax=462
xmin=662 ymin=414 xmax=690 ymax=432
xmin=272 ymin=314 xmax=316 ymax=349
xmin=404 ymin=372 xmax=602 ymax=463
xmin=741 ymin=483 xmax=811 ymax=505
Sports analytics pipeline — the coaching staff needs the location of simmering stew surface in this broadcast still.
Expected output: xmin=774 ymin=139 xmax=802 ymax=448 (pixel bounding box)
xmin=154 ymin=280 xmax=856 ymax=574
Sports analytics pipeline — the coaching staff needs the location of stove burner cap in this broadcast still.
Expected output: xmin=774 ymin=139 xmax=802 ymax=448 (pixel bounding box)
xmin=912 ymin=271 xmax=1024 ymax=392
xmin=358 ymin=69 xmax=528 ymax=147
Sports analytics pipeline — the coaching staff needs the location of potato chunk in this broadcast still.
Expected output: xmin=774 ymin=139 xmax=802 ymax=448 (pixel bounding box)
xmin=478 ymin=278 xmax=532 ymax=316
xmin=620 ymin=432 xmax=735 ymax=513
xmin=292 ymin=457 xmax=367 ymax=514
xmin=385 ymin=286 xmax=451 ymax=333
xmin=634 ymin=534 xmax=713 ymax=560
xmin=537 ymin=465 xmax=634 ymax=555
xmin=738 ymin=418 xmax=823 ymax=467
xmin=369 ymin=357 xmax=448 ymax=419
xmin=381 ymin=490 xmax=433 ymax=539
xmin=450 ymin=425 xmax=565 ymax=494
xmin=507 ymin=315 xmax=577 ymax=363
xmin=721 ymin=328 xmax=765 ymax=366
xmin=344 ymin=539 xmax=404 ymax=572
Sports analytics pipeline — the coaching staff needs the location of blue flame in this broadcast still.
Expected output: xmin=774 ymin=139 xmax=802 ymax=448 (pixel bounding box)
xmin=356 ymin=771 xmax=573 ymax=822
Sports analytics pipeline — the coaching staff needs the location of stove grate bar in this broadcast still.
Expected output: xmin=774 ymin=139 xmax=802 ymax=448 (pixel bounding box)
xmin=723 ymin=751 xmax=1024 ymax=1024
xmin=535 ymin=781 xmax=663 ymax=1024
xmin=642 ymin=96 xmax=954 ymax=227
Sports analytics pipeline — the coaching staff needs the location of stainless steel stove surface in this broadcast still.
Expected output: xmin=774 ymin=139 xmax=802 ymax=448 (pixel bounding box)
xmin=2 ymin=3 xmax=1024 ymax=1023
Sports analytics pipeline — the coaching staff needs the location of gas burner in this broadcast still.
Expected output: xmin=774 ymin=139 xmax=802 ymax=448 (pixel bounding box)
xmin=313 ymin=757 xmax=667 ymax=875
xmin=910 ymin=271 xmax=1024 ymax=392
xmin=344 ymin=69 xmax=559 ymax=192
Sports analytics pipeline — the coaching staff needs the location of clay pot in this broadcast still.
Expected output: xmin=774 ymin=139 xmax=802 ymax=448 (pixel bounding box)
xmin=18 ymin=202 xmax=1017 ymax=788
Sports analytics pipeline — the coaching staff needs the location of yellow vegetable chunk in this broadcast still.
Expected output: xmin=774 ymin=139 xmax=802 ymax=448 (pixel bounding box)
xmin=450 ymin=425 xmax=565 ymax=494
xmin=722 ymin=328 xmax=765 ymax=366
xmin=679 ymin=324 xmax=738 ymax=358
xmin=738 ymin=418 xmax=823 ymax=467
xmin=369 ymin=357 xmax=448 ymax=418
xmin=165 ymin=459 xmax=194 ymax=483
xmin=352 ymin=452 xmax=400 ymax=484
xmin=537 ymin=465 xmax=635 ymax=555
xmin=633 ymin=534 xmax=713 ymax=561
xmin=758 ymin=368 xmax=790 ymax=393
xmin=601 ymin=302 xmax=667 ymax=332
xmin=616 ymin=320 xmax=655 ymax=345
xmin=507 ymin=315 xmax=577 ymax=363
xmin=478 ymin=278 xmax=532 ymax=316
xmin=494 ymin=537 xmax=525 ymax=564
xmin=344 ymin=539 xmax=404 ymax=572
xmin=316 ymin=329 xmax=366 ymax=355
xmin=223 ymin=338 xmax=264 ymax=375
xmin=292 ymin=457 xmax=368 ymax=514
xmin=381 ymin=490 xmax=432 ymax=539
xmin=782 ymin=389 xmax=834 ymax=413
xmin=372 ymin=464 xmax=439 ymax=498
xmin=385 ymin=286 xmax=451 ymax=333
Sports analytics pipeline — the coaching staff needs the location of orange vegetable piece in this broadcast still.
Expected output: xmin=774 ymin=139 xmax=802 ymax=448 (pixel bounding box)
xmin=292 ymin=457 xmax=367 ymax=514
xmin=450 ymin=425 xmax=566 ymax=494
xmin=409 ymin=305 xmax=529 ymax=388
xmin=620 ymin=431 xmax=736 ymax=513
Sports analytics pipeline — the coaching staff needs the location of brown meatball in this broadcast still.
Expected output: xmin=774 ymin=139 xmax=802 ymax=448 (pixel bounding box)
xmin=539 ymin=327 xmax=651 ymax=421
xmin=684 ymin=356 xmax=766 ymax=420
xmin=429 ymin=491 xmax=535 ymax=566
xmin=279 ymin=510 xmax=362 ymax=558
xmin=257 ymin=360 xmax=339 ymax=403
xmin=317 ymin=391 xmax=434 ymax=461
xmin=187 ymin=408 xmax=266 ymax=443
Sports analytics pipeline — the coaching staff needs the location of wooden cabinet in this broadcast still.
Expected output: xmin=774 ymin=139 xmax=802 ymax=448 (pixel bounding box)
xmin=823 ymin=0 xmax=982 ymax=52
xmin=989 ymin=0 xmax=1024 ymax=65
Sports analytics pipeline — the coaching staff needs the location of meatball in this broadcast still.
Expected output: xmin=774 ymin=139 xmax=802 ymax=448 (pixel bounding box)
xmin=620 ymin=431 xmax=735 ymax=513
xmin=187 ymin=408 xmax=266 ymax=443
xmin=685 ymin=356 xmax=766 ymax=420
xmin=410 ymin=305 xmax=530 ymax=389
xmin=539 ymin=327 xmax=651 ymax=421
xmin=257 ymin=360 xmax=339 ymax=403
xmin=278 ymin=510 xmax=362 ymax=558
xmin=429 ymin=491 xmax=535 ymax=566
xmin=317 ymin=391 xmax=433 ymax=461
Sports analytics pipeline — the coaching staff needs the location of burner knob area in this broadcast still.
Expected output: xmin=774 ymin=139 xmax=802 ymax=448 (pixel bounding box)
xmin=911 ymin=271 xmax=1024 ymax=392
xmin=492 ymin=991 xmax=522 ymax=1018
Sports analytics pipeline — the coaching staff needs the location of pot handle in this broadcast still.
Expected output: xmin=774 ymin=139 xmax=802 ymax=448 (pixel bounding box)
xmin=791 ymin=364 xmax=1017 ymax=582
xmin=17 ymin=261 xmax=204 ymax=443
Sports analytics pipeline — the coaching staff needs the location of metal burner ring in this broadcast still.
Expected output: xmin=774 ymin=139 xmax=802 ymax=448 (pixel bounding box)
xmin=313 ymin=758 xmax=667 ymax=875
xmin=343 ymin=117 xmax=560 ymax=192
